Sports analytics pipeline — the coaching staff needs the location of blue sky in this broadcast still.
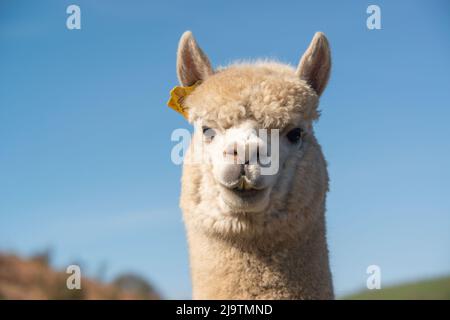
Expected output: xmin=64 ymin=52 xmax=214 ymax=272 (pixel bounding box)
xmin=0 ymin=0 xmax=449 ymax=298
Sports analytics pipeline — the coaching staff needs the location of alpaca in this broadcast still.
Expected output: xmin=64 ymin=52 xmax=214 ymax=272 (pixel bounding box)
xmin=173 ymin=31 xmax=333 ymax=299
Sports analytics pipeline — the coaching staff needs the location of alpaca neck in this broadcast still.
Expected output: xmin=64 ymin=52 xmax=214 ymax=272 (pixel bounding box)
xmin=187 ymin=215 xmax=333 ymax=299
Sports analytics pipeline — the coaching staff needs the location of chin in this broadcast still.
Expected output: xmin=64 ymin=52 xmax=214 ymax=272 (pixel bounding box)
xmin=196 ymin=186 xmax=276 ymax=238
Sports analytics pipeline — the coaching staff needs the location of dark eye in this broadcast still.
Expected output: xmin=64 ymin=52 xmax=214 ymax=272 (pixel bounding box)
xmin=286 ymin=128 xmax=303 ymax=143
xmin=202 ymin=126 xmax=216 ymax=141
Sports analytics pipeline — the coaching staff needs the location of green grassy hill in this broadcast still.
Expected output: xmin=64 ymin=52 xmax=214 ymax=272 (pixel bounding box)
xmin=343 ymin=275 xmax=450 ymax=300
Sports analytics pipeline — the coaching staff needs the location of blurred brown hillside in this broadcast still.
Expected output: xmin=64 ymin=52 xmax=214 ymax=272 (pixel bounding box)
xmin=0 ymin=253 xmax=160 ymax=300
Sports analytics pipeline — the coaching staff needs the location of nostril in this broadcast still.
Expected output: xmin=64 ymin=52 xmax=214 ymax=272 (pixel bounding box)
xmin=223 ymin=145 xmax=240 ymax=159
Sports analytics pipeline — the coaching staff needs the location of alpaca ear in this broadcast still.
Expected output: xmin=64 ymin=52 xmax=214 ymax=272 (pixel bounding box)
xmin=296 ymin=32 xmax=331 ymax=96
xmin=177 ymin=31 xmax=214 ymax=87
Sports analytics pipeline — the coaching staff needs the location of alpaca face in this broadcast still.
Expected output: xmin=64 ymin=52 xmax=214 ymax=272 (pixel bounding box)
xmin=200 ymin=122 xmax=307 ymax=215
xmin=198 ymin=119 xmax=277 ymax=214
xmin=177 ymin=32 xmax=331 ymax=236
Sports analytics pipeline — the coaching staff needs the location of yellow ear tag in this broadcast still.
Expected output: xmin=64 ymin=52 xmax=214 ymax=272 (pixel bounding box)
xmin=167 ymin=81 xmax=200 ymax=119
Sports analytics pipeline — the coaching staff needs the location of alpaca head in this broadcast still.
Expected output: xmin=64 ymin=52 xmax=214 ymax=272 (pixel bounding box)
xmin=178 ymin=31 xmax=331 ymax=239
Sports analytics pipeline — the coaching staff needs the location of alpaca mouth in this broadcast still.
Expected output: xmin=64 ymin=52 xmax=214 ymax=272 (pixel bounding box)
xmin=219 ymin=184 xmax=270 ymax=213
xmin=229 ymin=187 xmax=263 ymax=198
